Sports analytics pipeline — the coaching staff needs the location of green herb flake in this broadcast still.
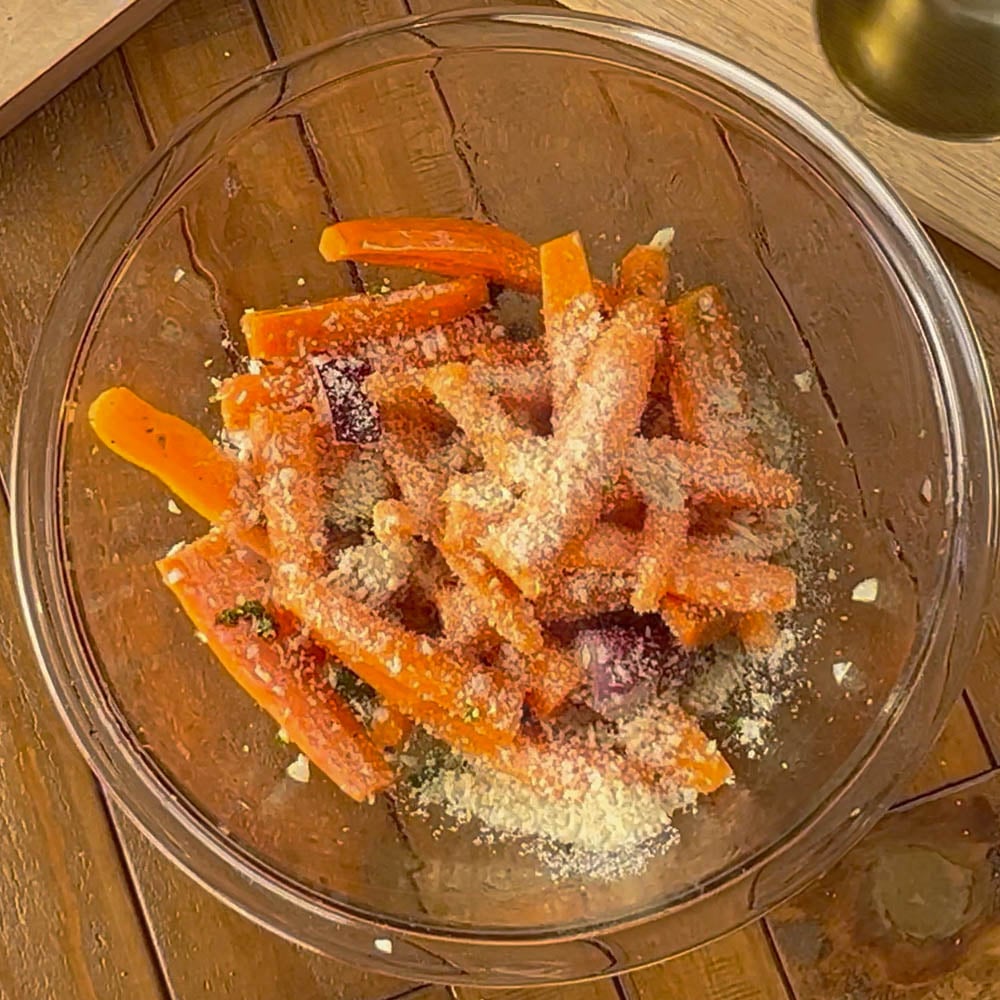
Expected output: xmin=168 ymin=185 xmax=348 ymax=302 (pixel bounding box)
xmin=215 ymin=599 xmax=278 ymax=641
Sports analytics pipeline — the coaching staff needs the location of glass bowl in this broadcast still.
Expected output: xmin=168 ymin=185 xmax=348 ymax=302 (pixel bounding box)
xmin=11 ymin=7 xmax=999 ymax=986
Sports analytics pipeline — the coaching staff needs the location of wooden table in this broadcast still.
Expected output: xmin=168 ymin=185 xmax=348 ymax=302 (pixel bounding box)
xmin=1 ymin=2 xmax=998 ymax=998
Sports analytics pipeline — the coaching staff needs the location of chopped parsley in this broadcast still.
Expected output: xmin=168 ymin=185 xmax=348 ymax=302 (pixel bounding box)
xmin=215 ymin=599 xmax=278 ymax=640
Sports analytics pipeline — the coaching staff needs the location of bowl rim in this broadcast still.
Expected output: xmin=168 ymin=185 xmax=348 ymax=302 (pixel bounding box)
xmin=10 ymin=2 xmax=999 ymax=974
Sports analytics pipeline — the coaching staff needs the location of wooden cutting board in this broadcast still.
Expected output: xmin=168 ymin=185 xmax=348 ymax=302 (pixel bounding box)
xmin=566 ymin=0 xmax=1000 ymax=269
xmin=0 ymin=0 xmax=171 ymax=137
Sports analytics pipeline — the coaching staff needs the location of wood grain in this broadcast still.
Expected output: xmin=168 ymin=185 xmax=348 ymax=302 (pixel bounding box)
xmin=566 ymin=0 xmax=1000 ymax=270
xmin=0 ymin=499 xmax=166 ymax=999
xmin=626 ymin=923 xmax=790 ymax=1000
xmin=0 ymin=54 xmax=150 ymax=476
xmin=767 ymin=769 xmax=1000 ymax=999
xmin=454 ymin=981 xmax=620 ymax=1000
xmin=904 ymin=698 xmax=993 ymax=802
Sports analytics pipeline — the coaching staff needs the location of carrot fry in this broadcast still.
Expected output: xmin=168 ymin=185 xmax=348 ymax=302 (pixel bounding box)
xmin=88 ymin=387 xmax=268 ymax=555
xmin=370 ymin=703 xmax=414 ymax=751
xmin=666 ymin=285 xmax=750 ymax=450
xmin=217 ymin=364 xmax=315 ymax=433
xmin=440 ymin=501 xmax=546 ymax=655
xmin=534 ymin=570 xmax=634 ymax=622
xmin=631 ymin=506 xmax=689 ymax=613
xmin=422 ymin=363 xmax=541 ymax=488
xmin=659 ymin=596 xmax=735 ymax=649
xmin=619 ymin=701 xmax=732 ymax=795
xmin=320 ymin=217 xmax=541 ymax=292
xmin=284 ymin=573 xmax=522 ymax=756
xmin=249 ymin=408 xmax=329 ymax=576
xmin=435 ymin=582 xmax=497 ymax=649
xmin=618 ymin=237 xmax=669 ymax=302
xmin=507 ymin=646 xmax=585 ymax=718
xmin=660 ymin=543 xmax=797 ymax=613
xmin=372 ymin=499 xmax=420 ymax=549
xmin=540 ymin=231 xmax=603 ymax=424
xmin=157 ymin=533 xmax=393 ymax=801
xmin=483 ymin=295 xmax=661 ymax=598
xmin=243 ymin=277 xmax=489 ymax=359
xmin=737 ymin=611 xmax=780 ymax=652
xmin=633 ymin=437 xmax=800 ymax=509
xmin=559 ymin=522 xmax=641 ymax=572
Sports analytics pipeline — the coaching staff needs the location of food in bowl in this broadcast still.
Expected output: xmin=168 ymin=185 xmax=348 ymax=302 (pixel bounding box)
xmin=89 ymin=216 xmax=812 ymax=878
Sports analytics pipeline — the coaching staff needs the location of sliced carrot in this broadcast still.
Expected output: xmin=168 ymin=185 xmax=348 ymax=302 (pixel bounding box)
xmin=666 ymin=285 xmax=750 ymax=450
xmin=559 ymin=522 xmax=641 ymax=572
xmin=620 ymin=701 xmax=732 ymax=795
xmin=435 ymin=582 xmax=496 ymax=649
xmin=88 ymin=387 xmax=268 ymax=555
xmin=157 ymin=533 xmax=393 ymax=802
xmin=633 ymin=437 xmax=800 ymax=509
xmin=534 ymin=570 xmax=634 ymax=622
xmin=618 ymin=242 xmax=668 ymax=302
xmin=248 ymin=408 xmax=329 ymax=576
xmin=217 ymin=364 xmax=315 ymax=433
xmin=737 ymin=611 xmax=780 ymax=652
xmin=660 ymin=542 xmax=797 ymax=613
xmin=440 ymin=501 xmax=545 ymax=656
xmin=631 ymin=506 xmax=689 ymax=613
xmin=243 ymin=277 xmax=489 ymax=359
xmin=422 ymin=363 xmax=540 ymax=488
xmin=320 ymin=217 xmax=540 ymax=293
xmin=659 ymin=596 xmax=735 ymax=649
xmin=372 ymin=499 xmax=420 ymax=548
xmin=284 ymin=573 xmax=522 ymax=756
xmin=370 ymin=703 xmax=414 ymax=751
xmin=483 ymin=295 xmax=661 ymax=598
xmin=511 ymin=646 xmax=585 ymax=718
xmin=540 ymin=231 xmax=602 ymax=424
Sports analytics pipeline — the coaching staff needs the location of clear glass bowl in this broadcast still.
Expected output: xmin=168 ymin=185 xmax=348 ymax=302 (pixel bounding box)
xmin=11 ymin=7 xmax=999 ymax=986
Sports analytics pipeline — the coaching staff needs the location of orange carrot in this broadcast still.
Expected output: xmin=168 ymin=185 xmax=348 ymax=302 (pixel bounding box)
xmin=659 ymin=596 xmax=734 ymax=649
xmin=320 ymin=217 xmax=540 ymax=292
xmin=284 ymin=573 xmax=522 ymax=756
xmin=660 ymin=543 xmax=797 ymax=613
xmin=737 ymin=611 xmax=779 ymax=651
xmin=633 ymin=437 xmax=800 ymax=510
xmin=534 ymin=570 xmax=634 ymax=622
xmin=157 ymin=533 xmax=393 ymax=801
xmin=666 ymin=285 xmax=750 ymax=450
xmin=620 ymin=702 xmax=732 ymax=795
xmin=559 ymin=522 xmax=642 ymax=572
xmin=88 ymin=387 xmax=268 ymax=555
xmin=243 ymin=277 xmax=489 ymax=359
xmin=440 ymin=501 xmax=545 ymax=655
xmin=540 ymin=231 xmax=602 ymax=423
xmin=217 ymin=364 xmax=315 ymax=433
xmin=483 ymin=295 xmax=661 ymax=598
xmin=372 ymin=499 xmax=420 ymax=549
xmin=618 ymin=241 xmax=668 ymax=302
xmin=370 ymin=704 xmax=414 ymax=751
xmin=510 ymin=646 xmax=585 ymax=718
xmin=631 ymin=506 xmax=689 ymax=613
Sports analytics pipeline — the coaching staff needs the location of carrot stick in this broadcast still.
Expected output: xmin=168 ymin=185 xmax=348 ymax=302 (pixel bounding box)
xmin=88 ymin=387 xmax=268 ymax=555
xmin=540 ymin=231 xmax=603 ymax=424
xmin=660 ymin=543 xmax=797 ymax=613
xmin=509 ymin=646 xmax=585 ymax=718
xmin=283 ymin=573 xmax=522 ymax=756
xmin=558 ymin=522 xmax=642 ymax=572
xmin=422 ymin=363 xmax=540 ymax=488
xmin=666 ymin=285 xmax=750 ymax=450
xmin=659 ymin=596 xmax=734 ymax=649
xmin=320 ymin=217 xmax=541 ymax=292
xmin=157 ymin=533 xmax=393 ymax=801
xmin=482 ymin=295 xmax=661 ymax=598
xmin=440 ymin=501 xmax=546 ymax=655
xmin=737 ymin=611 xmax=780 ymax=652
xmin=618 ymin=234 xmax=670 ymax=302
xmin=534 ymin=570 xmax=634 ymax=622
xmin=619 ymin=701 xmax=732 ymax=795
xmin=631 ymin=506 xmax=689 ymax=613
xmin=434 ymin=582 xmax=497 ymax=649
xmin=372 ymin=499 xmax=420 ymax=549
xmin=217 ymin=364 xmax=315 ymax=434
xmin=242 ymin=277 xmax=489 ymax=359
xmin=370 ymin=704 xmax=414 ymax=751
xmin=633 ymin=437 xmax=800 ymax=509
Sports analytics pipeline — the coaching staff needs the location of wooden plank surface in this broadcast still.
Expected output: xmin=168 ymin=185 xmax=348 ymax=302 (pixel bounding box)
xmin=0 ymin=498 xmax=167 ymax=999
xmin=0 ymin=1 xmax=998 ymax=999
xmin=767 ymin=769 xmax=1000 ymax=999
xmin=566 ymin=0 xmax=1000 ymax=270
